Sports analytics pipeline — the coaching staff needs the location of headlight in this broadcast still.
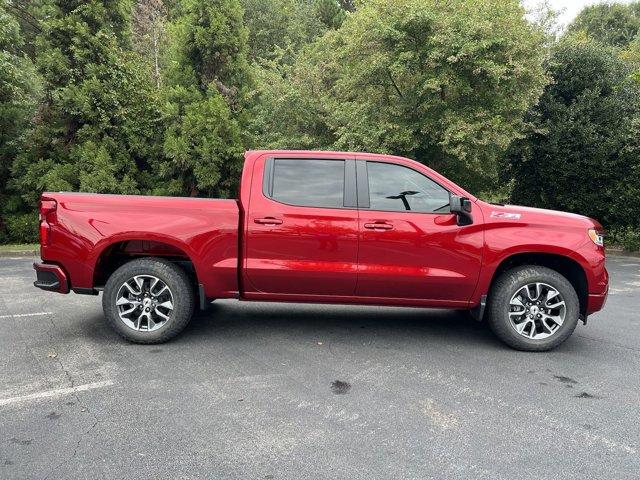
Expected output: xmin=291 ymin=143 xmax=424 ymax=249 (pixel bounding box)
xmin=588 ymin=228 xmax=604 ymax=247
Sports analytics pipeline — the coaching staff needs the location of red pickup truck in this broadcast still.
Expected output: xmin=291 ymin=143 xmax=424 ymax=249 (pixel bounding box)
xmin=34 ymin=150 xmax=608 ymax=351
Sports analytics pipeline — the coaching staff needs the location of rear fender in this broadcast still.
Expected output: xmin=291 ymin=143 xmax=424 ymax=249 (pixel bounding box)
xmin=90 ymin=234 xmax=199 ymax=284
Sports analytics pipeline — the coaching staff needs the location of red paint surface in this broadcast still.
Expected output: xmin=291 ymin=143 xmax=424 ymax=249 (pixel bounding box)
xmin=36 ymin=150 xmax=608 ymax=315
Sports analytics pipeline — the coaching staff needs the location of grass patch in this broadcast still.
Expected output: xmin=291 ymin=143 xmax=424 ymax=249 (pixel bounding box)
xmin=0 ymin=243 xmax=39 ymax=254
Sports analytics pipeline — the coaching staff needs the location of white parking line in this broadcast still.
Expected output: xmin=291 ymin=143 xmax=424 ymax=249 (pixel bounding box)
xmin=0 ymin=312 xmax=52 ymax=319
xmin=0 ymin=380 xmax=114 ymax=407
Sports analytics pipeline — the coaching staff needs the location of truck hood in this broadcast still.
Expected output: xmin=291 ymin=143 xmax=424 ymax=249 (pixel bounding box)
xmin=480 ymin=202 xmax=603 ymax=230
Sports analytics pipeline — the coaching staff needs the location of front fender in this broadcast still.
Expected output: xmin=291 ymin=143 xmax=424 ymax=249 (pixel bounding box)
xmin=470 ymin=224 xmax=597 ymax=306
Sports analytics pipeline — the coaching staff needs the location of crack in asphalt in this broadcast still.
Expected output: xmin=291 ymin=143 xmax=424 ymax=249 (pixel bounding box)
xmin=42 ymin=316 xmax=102 ymax=480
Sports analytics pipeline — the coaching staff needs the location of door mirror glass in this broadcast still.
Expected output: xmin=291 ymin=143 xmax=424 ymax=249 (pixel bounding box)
xmin=450 ymin=195 xmax=473 ymax=225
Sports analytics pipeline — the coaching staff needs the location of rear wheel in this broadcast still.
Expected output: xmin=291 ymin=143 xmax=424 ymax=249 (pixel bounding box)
xmin=487 ymin=266 xmax=580 ymax=351
xmin=102 ymin=257 xmax=195 ymax=344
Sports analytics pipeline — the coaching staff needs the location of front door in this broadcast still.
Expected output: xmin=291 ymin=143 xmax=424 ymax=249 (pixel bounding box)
xmin=355 ymin=160 xmax=483 ymax=305
xmin=244 ymin=156 xmax=359 ymax=297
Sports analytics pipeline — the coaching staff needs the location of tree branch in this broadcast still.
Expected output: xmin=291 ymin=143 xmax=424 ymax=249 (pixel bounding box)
xmin=387 ymin=69 xmax=403 ymax=98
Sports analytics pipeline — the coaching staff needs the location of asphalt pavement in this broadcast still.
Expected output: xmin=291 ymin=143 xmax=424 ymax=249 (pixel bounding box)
xmin=0 ymin=255 xmax=639 ymax=479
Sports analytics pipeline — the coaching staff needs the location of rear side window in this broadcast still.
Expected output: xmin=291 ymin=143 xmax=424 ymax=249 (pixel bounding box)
xmin=366 ymin=162 xmax=450 ymax=213
xmin=269 ymin=159 xmax=345 ymax=208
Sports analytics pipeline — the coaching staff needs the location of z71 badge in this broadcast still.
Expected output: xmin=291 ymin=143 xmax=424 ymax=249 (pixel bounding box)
xmin=490 ymin=211 xmax=521 ymax=220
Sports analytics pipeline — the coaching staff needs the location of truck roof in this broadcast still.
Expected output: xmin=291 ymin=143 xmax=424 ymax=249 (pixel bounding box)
xmin=244 ymin=150 xmax=476 ymax=202
xmin=245 ymin=150 xmax=411 ymax=162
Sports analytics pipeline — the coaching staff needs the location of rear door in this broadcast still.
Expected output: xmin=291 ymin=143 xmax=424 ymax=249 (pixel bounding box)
xmin=244 ymin=155 xmax=359 ymax=297
xmin=355 ymin=160 xmax=483 ymax=305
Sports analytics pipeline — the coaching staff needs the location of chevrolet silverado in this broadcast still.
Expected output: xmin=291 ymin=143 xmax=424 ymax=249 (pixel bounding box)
xmin=33 ymin=150 xmax=609 ymax=350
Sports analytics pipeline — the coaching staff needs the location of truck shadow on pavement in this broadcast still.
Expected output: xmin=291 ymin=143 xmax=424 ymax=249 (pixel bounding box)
xmin=74 ymin=298 xmax=592 ymax=353
xmin=174 ymin=300 xmax=499 ymax=349
xmin=81 ymin=301 xmax=498 ymax=348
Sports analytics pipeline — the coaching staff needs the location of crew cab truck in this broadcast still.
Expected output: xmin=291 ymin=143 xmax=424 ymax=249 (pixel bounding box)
xmin=34 ymin=150 xmax=608 ymax=351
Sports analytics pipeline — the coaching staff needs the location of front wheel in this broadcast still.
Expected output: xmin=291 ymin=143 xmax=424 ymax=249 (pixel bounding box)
xmin=102 ymin=257 xmax=195 ymax=344
xmin=487 ymin=266 xmax=580 ymax=351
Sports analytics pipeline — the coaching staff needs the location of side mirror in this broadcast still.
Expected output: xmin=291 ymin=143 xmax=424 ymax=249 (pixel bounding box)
xmin=450 ymin=195 xmax=473 ymax=226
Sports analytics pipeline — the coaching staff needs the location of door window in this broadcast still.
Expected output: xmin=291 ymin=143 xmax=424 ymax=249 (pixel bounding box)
xmin=366 ymin=162 xmax=450 ymax=213
xmin=269 ymin=159 xmax=345 ymax=208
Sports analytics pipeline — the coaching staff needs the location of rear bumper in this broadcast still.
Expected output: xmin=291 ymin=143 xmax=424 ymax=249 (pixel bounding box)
xmin=33 ymin=262 xmax=69 ymax=294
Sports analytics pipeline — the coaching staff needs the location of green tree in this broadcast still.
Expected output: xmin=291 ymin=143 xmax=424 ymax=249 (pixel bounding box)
xmin=0 ymin=2 xmax=40 ymax=242
xmin=133 ymin=0 xmax=169 ymax=89
xmin=159 ymin=0 xmax=251 ymax=197
xmin=313 ymin=0 xmax=346 ymax=30
xmin=249 ymin=53 xmax=336 ymax=150
xmin=241 ymin=0 xmax=326 ymax=64
xmin=568 ymin=1 xmax=640 ymax=48
xmin=623 ymin=33 xmax=640 ymax=83
xmin=9 ymin=0 xmax=163 ymax=220
xmin=507 ymin=37 xmax=640 ymax=228
xmin=255 ymin=0 xmax=548 ymax=193
xmin=2 ymin=0 xmax=47 ymax=58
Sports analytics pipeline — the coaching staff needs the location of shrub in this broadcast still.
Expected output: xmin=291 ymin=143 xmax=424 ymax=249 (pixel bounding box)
xmin=619 ymin=229 xmax=640 ymax=252
xmin=1 ymin=213 xmax=38 ymax=244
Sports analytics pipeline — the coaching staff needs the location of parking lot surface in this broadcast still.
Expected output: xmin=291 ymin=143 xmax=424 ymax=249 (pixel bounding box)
xmin=1 ymin=255 xmax=639 ymax=479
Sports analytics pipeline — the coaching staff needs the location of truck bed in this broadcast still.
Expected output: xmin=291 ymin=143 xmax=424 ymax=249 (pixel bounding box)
xmin=39 ymin=192 xmax=240 ymax=299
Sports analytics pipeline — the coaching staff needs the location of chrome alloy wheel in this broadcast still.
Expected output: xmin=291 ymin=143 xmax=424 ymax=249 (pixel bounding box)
xmin=508 ymin=282 xmax=566 ymax=340
xmin=115 ymin=275 xmax=174 ymax=332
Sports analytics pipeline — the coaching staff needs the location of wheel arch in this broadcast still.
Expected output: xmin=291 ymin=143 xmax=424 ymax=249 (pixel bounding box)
xmin=92 ymin=238 xmax=200 ymax=290
xmin=487 ymin=252 xmax=589 ymax=317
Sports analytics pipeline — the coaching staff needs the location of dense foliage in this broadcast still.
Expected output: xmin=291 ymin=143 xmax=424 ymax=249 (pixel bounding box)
xmin=3 ymin=0 xmax=162 ymax=241
xmin=507 ymin=38 xmax=640 ymax=229
xmin=1 ymin=0 xmax=640 ymax=248
xmin=505 ymin=1 xmax=640 ymax=251
xmin=158 ymin=0 xmax=252 ymax=197
xmin=251 ymin=0 xmax=547 ymax=193
xmin=568 ymin=1 xmax=640 ymax=47
xmin=0 ymin=4 xmax=39 ymax=242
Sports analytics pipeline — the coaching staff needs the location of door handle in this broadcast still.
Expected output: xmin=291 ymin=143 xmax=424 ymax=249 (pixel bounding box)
xmin=364 ymin=222 xmax=393 ymax=231
xmin=254 ymin=217 xmax=283 ymax=225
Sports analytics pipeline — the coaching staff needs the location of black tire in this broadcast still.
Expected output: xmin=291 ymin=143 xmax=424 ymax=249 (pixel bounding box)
xmin=102 ymin=257 xmax=195 ymax=344
xmin=486 ymin=266 xmax=580 ymax=351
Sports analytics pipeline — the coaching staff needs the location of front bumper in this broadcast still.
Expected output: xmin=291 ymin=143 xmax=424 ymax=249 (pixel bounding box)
xmin=33 ymin=262 xmax=69 ymax=294
xmin=587 ymin=285 xmax=608 ymax=314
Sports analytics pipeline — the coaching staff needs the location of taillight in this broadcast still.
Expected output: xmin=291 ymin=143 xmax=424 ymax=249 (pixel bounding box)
xmin=39 ymin=199 xmax=57 ymax=246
